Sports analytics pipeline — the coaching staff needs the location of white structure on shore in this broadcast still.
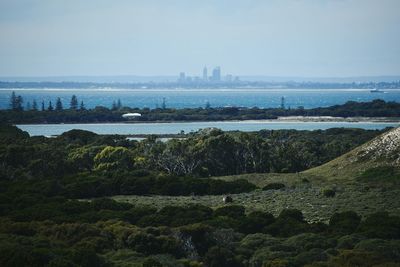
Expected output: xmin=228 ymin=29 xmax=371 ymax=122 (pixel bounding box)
xmin=122 ymin=113 xmax=142 ymax=119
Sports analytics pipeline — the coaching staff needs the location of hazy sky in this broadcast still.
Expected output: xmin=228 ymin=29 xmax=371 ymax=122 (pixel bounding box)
xmin=0 ymin=0 xmax=399 ymax=77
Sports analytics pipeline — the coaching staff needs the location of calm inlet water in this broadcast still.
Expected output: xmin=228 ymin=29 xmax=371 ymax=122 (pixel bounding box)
xmin=1 ymin=88 xmax=400 ymax=109
xmin=17 ymin=121 xmax=399 ymax=136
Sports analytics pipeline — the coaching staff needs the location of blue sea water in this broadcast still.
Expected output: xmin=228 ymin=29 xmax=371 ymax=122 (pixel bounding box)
xmin=1 ymin=88 xmax=400 ymax=109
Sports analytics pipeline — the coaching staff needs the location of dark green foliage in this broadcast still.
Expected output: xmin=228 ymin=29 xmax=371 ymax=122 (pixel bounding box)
xmin=358 ymin=166 xmax=400 ymax=183
xmin=322 ymin=188 xmax=336 ymax=197
xmin=262 ymin=183 xmax=285 ymax=190
xmin=179 ymin=223 xmax=215 ymax=256
xmin=0 ymin=125 xmax=383 ymax=182
xmin=265 ymin=209 xmax=310 ymax=237
xmin=329 ymin=211 xmax=361 ymax=235
xmin=278 ymin=209 xmax=304 ymax=222
xmin=293 ymin=248 xmax=328 ymax=266
xmin=70 ymin=95 xmax=78 ymax=110
xmin=0 ymin=124 xmax=29 ymax=140
xmin=2 ymin=99 xmax=400 ymax=124
xmin=0 ymin=124 xmax=398 ymax=266
xmin=357 ymin=212 xmax=400 ymax=239
xmin=204 ymin=246 xmax=243 ymax=267
xmin=138 ymin=205 xmax=213 ymax=227
xmin=126 ymin=233 xmax=183 ymax=257
xmin=143 ymin=258 xmax=163 ymax=267
xmin=214 ymin=205 xmax=246 ymax=219
xmin=59 ymin=129 xmax=98 ymax=144
xmin=238 ymin=211 xmax=275 ymax=234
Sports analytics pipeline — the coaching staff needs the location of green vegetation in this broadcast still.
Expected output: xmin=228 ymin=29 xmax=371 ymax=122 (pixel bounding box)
xmin=0 ymin=124 xmax=399 ymax=266
xmin=2 ymin=93 xmax=400 ymax=124
xmin=262 ymin=183 xmax=286 ymax=190
xmin=358 ymin=166 xmax=400 ymax=183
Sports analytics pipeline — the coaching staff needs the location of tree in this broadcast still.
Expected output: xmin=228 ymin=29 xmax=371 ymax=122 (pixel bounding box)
xmin=117 ymin=99 xmax=122 ymax=109
xmin=68 ymin=145 xmax=105 ymax=171
xmin=9 ymin=91 xmax=17 ymax=110
xmin=161 ymin=97 xmax=166 ymax=109
xmin=41 ymin=101 xmax=45 ymax=111
xmin=70 ymin=95 xmax=78 ymax=110
xmin=204 ymin=246 xmax=242 ymax=267
xmin=111 ymin=101 xmax=117 ymax=111
xmin=32 ymin=100 xmax=38 ymax=111
xmin=93 ymin=146 xmax=135 ymax=171
xmin=26 ymin=102 xmax=31 ymax=110
xmin=55 ymin=97 xmax=63 ymax=111
xmin=9 ymin=92 xmax=23 ymax=111
xmin=15 ymin=96 xmax=23 ymax=111
xmin=48 ymin=101 xmax=54 ymax=111
xmin=156 ymin=139 xmax=203 ymax=175
xmin=80 ymin=101 xmax=86 ymax=110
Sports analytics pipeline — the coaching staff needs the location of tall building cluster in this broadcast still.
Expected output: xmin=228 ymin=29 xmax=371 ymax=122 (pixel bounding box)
xmin=178 ymin=66 xmax=239 ymax=83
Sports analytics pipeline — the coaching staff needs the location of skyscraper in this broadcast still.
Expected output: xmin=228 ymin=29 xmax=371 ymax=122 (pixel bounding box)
xmin=203 ymin=67 xmax=208 ymax=81
xmin=178 ymin=72 xmax=185 ymax=82
xmin=211 ymin=66 xmax=221 ymax=82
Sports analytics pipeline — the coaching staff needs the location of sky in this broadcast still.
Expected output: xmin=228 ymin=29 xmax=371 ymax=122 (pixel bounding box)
xmin=0 ymin=0 xmax=399 ymax=77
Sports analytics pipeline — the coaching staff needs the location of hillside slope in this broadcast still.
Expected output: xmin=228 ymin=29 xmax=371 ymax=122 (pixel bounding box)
xmin=304 ymin=126 xmax=400 ymax=181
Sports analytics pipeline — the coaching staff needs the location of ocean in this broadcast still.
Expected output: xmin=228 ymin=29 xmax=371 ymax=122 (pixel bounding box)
xmin=1 ymin=88 xmax=400 ymax=110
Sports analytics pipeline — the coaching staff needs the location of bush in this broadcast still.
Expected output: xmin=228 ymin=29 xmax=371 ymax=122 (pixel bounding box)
xmin=179 ymin=224 xmax=215 ymax=256
xmin=294 ymin=248 xmax=328 ymax=266
xmin=322 ymin=188 xmax=336 ymax=197
xmin=126 ymin=233 xmax=182 ymax=257
xmin=358 ymin=166 xmax=400 ymax=182
xmin=278 ymin=209 xmax=304 ymax=222
xmin=143 ymin=258 xmax=162 ymax=267
xmin=265 ymin=209 xmax=309 ymax=237
xmin=263 ymin=183 xmax=285 ymax=191
xmin=204 ymin=246 xmax=242 ymax=267
xmin=329 ymin=211 xmax=361 ymax=235
xmin=284 ymin=233 xmax=336 ymax=251
xmin=214 ymin=205 xmax=245 ymax=219
xmin=336 ymin=234 xmax=364 ymax=249
xmin=239 ymin=211 xmax=275 ymax=234
xmin=357 ymin=212 xmax=400 ymax=239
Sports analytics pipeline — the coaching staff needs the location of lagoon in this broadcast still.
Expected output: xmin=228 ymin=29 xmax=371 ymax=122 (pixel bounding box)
xmin=17 ymin=121 xmax=399 ymax=136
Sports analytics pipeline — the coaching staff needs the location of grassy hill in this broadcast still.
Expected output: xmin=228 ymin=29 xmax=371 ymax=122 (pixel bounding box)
xmin=304 ymin=126 xmax=400 ymax=183
xmin=113 ymin=128 xmax=400 ymax=222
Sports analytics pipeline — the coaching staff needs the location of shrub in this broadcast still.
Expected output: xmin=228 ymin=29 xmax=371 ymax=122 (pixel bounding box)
xmin=214 ymin=205 xmax=245 ymax=219
xmin=143 ymin=258 xmax=162 ymax=267
xmin=336 ymin=235 xmax=364 ymax=249
xmin=329 ymin=211 xmax=361 ymax=235
xmin=239 ymin=211 xmax=275 ymax=234
xmin=239 ymin=233 xmax=281 ymax=251
xmin=284 ymin=233 xmax=336 ymax=251
xmin=265 ymin=209 xmax=309 ymax=237
xmin=91 ymin=198 xmax=132 ymax=211
xmin=263 ymin=183 xmax=285 ymax=191
xmin=278 ymin=209 xmax=304 ymax=222
xmin=357 ymin=212 xmax=400 ymax=239
xmin=93 ymin=146 xmax=134 ymax=172
xmin=294 ymin=248 xmax=328 ymax=266
xmin=355 ymin=239 xmax=400 ymax=260
xmin=179 ymin=224 xmax=215 ymax=256
xmin=322 ymin=188 xmax=336 ymax=197
xmin=126 ymin=233 xmax=182 ymax=257
xmin=358 ymin=166 xmax=400 ymax=182
xmin=204 ymin=246 xmax=242 ymax=267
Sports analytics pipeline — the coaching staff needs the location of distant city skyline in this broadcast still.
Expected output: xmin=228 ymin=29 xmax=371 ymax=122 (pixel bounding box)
xmin=0 ymin=1 xmax=399 ymax=77
xmin=177 ymin=66 xmax=239 ymax=83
